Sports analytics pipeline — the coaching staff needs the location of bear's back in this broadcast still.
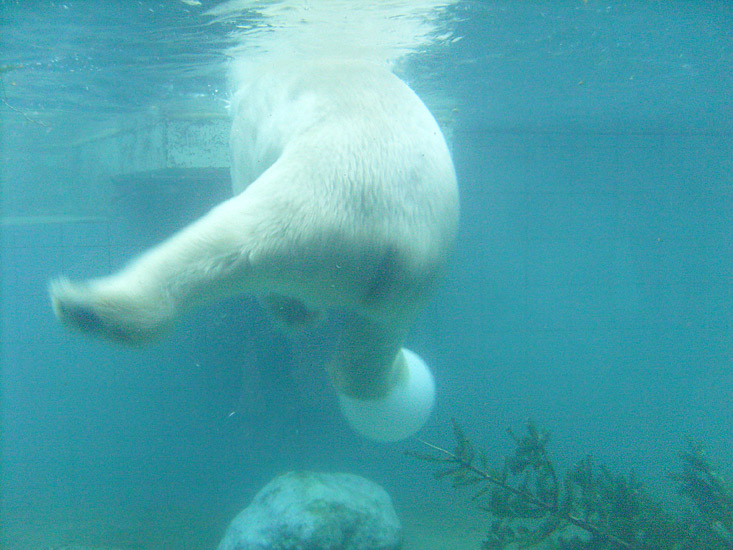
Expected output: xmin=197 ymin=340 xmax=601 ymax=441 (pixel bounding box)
xmin=228 ymin=59 xmax=459 ymax=318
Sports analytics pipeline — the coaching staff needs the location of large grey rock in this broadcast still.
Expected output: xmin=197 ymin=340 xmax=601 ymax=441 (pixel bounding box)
xmin=217 ymin=471 xmax=402 ymax=550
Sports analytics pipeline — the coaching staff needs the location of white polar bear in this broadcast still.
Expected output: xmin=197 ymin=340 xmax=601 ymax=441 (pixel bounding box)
xmin=49 ymin=58 xmax=459 ymax=442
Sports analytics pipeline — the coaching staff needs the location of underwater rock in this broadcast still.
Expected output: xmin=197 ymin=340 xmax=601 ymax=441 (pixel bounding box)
xmin=217 ymin=471 xmax=402 ymax=550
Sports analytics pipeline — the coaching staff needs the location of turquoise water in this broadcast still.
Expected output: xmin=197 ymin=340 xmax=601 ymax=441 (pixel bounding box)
xmin=1 ymin=2 xmax=731 ymax=549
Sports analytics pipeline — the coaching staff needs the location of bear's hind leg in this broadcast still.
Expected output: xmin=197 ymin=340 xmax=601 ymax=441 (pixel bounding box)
xmin=49 ymin=276 xmax=177 ymax=344
xmin=48 ymin=182 xmax=287 ymax=344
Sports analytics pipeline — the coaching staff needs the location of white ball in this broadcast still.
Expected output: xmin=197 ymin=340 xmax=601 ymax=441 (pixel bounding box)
xmin=338 ymin=348 xmax=436 ymax=442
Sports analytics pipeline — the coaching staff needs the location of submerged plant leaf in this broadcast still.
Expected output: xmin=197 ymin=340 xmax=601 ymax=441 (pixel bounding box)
xmin=409 ymin=419 xmax=733 ymax=550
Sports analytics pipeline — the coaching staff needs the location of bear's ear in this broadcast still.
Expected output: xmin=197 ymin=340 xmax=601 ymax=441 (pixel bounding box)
xmin=337 ymin=348 xmax=435 ymax=442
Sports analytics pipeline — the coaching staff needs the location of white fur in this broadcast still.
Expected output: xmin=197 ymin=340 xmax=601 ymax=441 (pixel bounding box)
xmin=50 ymin=57 xmax=458 ymax=440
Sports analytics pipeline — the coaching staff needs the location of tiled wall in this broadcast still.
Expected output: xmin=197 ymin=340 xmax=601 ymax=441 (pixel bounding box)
xmin=1 ymin=112 xmax=230 ymax=220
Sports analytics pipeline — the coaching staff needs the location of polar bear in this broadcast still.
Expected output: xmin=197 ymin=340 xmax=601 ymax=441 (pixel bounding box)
xmin=49 ymin=58 xmax=459 ymax=442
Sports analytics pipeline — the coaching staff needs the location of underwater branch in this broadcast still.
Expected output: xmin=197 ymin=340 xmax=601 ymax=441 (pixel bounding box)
xmin=413 ymin=428 xmax=632 ymax=549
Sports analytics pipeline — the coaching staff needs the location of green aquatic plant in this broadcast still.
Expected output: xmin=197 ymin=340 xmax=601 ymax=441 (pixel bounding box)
xmin=672 ymin=439 xmax=733 ymax=549
xmin=409 ymin=419 xmax=732 ymax=550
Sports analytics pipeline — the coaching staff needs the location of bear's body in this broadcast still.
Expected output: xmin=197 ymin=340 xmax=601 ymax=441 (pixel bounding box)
xmin=50 ymin=58 xmax=459 ymax=440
